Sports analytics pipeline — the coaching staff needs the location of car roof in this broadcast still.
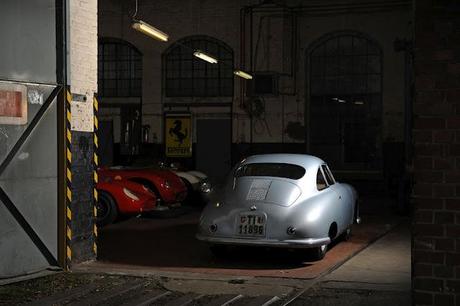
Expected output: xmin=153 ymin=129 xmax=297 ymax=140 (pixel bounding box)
xmin=241 ymin=154 xmax=325 ymax=171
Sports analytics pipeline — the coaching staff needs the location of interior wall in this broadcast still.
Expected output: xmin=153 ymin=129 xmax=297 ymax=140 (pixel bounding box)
xmin=99 ymin=0 xmax=410 ymax=145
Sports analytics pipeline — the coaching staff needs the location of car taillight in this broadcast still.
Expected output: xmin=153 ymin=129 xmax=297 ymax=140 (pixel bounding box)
xmin=123 ymin=188 xmax=140 ymax=201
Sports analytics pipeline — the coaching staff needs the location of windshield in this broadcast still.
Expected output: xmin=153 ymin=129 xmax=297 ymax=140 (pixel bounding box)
xmin=234 ymin=163 xmax=306 ymax=180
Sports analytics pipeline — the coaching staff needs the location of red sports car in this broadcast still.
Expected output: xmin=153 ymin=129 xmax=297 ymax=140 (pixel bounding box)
xmin=98 ymin=166 xmax=188 ymax=208
xmin=96 ymin=179 xmax=157 ymax=226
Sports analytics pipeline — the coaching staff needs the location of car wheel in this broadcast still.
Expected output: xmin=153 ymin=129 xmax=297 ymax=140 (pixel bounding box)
xmin=209 ymin=245 xmax=228 ymax=257
xmin=313 ymin=244 xmax=328 ymax=260
xmin=342 ymin=227 xmax=352 ymax=241
xmin=96 ymin=191 xmax=118 ymax=226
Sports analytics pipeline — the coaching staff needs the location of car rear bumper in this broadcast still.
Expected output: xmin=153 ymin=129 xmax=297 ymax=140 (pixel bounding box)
xmin=195 ymin=234 xmax=331 ymax=248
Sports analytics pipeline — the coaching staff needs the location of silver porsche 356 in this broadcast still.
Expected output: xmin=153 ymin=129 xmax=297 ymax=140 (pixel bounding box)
xmin=196 ymin=154 xmax=360 ymax=260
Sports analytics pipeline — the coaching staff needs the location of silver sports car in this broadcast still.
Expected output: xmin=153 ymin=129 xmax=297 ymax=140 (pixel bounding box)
xmin=196 ymin=154 xmax=360 ymax=260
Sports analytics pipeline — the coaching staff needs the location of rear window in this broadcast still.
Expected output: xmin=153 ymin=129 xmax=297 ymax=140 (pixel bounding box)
xmin=235 ymin=163 xmax=306 ymax=180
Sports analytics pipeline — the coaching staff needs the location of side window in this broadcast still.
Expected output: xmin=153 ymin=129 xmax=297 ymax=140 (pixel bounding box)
xmin=316 ymin=168 xmax=328 ymax=191
xmin=321 ymin=164 xmax=335 ymax=185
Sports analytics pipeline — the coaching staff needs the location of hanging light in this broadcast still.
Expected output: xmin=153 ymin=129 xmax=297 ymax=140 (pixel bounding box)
xmin=193 ymin=50 xmax=218 ymax=64
xmin=234 ymin=70 xmax=253 ymax=80
xmin=132 ymin=20 xmax=169 ymax=42
xmin=131 ymin=0 xmax=168 ymax=42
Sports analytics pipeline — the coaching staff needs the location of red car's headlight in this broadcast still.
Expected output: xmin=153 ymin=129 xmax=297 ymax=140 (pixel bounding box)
xmin=162 ymin=180 xmax=171 ymax=189
xmin=123 ymin=188 xmax=140 ymax=201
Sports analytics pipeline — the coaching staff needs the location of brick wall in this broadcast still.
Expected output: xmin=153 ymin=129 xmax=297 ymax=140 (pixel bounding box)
xmin=69 ymin=0 xmax=98 ymax=95
xmin=413 ymin=1 xmax=460 ymax=305
xmin=68 ymin=0 xmax=98 ymax=264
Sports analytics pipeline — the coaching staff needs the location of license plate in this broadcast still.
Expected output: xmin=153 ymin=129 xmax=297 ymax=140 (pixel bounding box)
xmin=237 ymin=214 xmax=266 ymax=236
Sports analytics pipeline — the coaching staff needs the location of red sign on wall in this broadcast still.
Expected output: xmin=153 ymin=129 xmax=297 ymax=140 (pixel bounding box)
xmin=0 ymin=91 xmax=23 ymax=118
xmin=0 ymin=83 xmax=27 ymax=125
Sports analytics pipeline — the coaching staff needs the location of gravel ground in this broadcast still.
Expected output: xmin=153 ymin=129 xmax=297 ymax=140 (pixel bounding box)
xmin=0 ymin=272 xmax=159 ymax=305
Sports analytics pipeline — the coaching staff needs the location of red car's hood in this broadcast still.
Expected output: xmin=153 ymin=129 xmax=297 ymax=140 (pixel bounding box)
xmin=99 ymin=167 xmax=186 ymax=191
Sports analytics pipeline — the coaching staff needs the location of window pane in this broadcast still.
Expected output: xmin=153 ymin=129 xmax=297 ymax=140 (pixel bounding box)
xmin=353 ymin=55 xmax=367 ymax=74
xmin=368 ymin=56 xmax=381 ymax=74
xmin=98 ymin=40 xmax=142 ymax=97
xmin=309 ymin=33 xmax=382 ymax=169
xmin=235 ymin=163 xmax=306 ymax=180
xmin=368 ymin=75 xmax=381 ymax=93
xmin=316 ymin=169 xmax=327 ymax=190
xmin=341 ymin=36 xmax=353 ymax=55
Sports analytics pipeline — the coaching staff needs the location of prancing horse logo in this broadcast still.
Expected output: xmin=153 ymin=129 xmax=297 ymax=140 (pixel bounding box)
xmin=169 ymin=119 xmax=188 ymax=145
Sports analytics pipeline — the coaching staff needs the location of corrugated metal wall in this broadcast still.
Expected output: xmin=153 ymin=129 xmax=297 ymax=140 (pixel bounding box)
xmin=0 ymin=0 xmax=62 ymax=278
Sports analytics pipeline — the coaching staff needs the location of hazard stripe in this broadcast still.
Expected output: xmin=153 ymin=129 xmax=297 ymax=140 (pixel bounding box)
xmin=66 ymin=148 xmax=72 ymax=163
xmin=66 ymin=129 xmax=71 ymax=143
xmin=66 ymin=226 xmax=72 ymax=240
xmin=66 ymin=245 xmax=72 ymax=260
xmin=65 ymin=88 xmax=73 ymax=270
xmin=66 ymin=168 xmax=72 ymax=182
xmin=92 ymin=94 xmax=99 ymax=257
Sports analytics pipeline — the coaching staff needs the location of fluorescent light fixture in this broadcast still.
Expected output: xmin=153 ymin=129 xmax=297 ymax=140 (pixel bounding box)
xmin=354 ymin=101 xmax=364 ymax=105
xmin=132 ymin=20 xmax=169 ymax=42
xmin=234 ymin=70 xmax=253 ymax=79
xmin=332 ymin=97 xmax=346 ymax=103
xmin=193 ymin=50 xmax=218 ymax=64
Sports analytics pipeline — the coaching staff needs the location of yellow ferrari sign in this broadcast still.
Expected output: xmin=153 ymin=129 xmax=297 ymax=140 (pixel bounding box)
xmin=165 ymin=114 xmax=192 ymax=157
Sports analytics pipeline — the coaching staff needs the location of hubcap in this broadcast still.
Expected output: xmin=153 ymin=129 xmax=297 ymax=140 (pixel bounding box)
xmin=96 ymin=199 xmax=109 ymax=220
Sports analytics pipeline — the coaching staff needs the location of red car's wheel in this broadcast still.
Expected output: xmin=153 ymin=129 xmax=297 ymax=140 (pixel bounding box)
xmin=96 ymin=190 xmax=118 ymax=226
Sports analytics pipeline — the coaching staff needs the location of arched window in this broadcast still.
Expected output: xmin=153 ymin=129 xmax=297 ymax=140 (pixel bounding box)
xmin=163 ymin=36 xmax=234 ymax=97
xmin=98 ymin=38 xmax=142 ymax=97
xmin=307 ymin=32 xmax=382 ymax=170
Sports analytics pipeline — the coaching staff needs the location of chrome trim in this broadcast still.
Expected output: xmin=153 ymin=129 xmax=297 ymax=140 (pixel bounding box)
xmin=196 ymin=234 xmax=331 ymax=248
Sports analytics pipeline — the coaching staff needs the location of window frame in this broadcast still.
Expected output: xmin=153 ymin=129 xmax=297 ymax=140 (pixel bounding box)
xmin=307 ymin=31 xmax=383 ymax=168
xmin=162 ymin=35 xmax=234 ymax=98
xmin=321 ymin=164 xmax=336 ymax=186
xmin=98 ymin=37 xmax=142 ymax=98
xmin=316 ymin=167 xmax=329 ymax=191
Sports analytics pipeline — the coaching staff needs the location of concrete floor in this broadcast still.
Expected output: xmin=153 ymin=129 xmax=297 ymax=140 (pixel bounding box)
xmin=323 ymin=222 xmax=411 ymax=291
xmin=90 ymin=207 xmax=402 ymax=280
